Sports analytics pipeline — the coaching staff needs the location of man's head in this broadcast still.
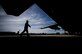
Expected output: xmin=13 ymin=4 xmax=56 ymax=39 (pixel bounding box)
xmin=26 ymin=20 xmax=29 ymax=22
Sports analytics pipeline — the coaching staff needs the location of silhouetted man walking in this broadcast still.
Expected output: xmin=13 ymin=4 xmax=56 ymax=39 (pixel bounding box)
xmin=20 ymin=20 xmax=31 ymax=37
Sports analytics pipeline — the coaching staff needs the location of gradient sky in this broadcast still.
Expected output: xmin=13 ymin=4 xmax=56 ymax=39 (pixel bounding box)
xmin=0 ymin=4 xmax=65 ymax=33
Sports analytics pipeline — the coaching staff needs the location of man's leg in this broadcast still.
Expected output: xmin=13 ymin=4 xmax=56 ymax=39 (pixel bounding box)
xmin=20 ymin=29 xmax=25 ymax=37
xmin=26 ymin=29 xmax=29 ymax=38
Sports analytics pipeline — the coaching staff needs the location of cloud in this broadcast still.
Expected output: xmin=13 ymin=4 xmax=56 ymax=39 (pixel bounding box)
xmin=0 ymin=5 xmax=7 ymax=16
xmin=0 ymin=4 xmax=65 ymax=33
xmin=28 ymin=28 xmax=51 ymax=33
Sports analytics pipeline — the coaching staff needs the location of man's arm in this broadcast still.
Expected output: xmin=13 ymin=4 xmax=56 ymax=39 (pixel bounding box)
xmin=28 ymin=24 xmax=31 ymax=28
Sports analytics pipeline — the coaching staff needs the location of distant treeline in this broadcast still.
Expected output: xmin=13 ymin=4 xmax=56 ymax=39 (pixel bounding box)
xmin=0 ymin=32 xmax=69 ymax=35
xmin=0 ymin=32 xmax=16 ymax=35
xmin=29 ymin=33 xmax=69 ymax=35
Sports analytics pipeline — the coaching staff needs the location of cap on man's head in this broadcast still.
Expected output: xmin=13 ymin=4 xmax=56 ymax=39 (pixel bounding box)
xmin=26 ymin=20 xmax=28 ymax=21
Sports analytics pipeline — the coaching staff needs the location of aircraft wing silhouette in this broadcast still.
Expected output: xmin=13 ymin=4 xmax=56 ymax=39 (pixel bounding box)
xmin=40 ymin=24 xmax=60 ymax=30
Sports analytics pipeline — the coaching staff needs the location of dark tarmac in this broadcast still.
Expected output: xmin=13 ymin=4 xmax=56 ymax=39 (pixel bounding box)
xmin=0 ymin=35 xmax=81 ymax=48
xmin=0 ymin=34 xmax=80 ymax=37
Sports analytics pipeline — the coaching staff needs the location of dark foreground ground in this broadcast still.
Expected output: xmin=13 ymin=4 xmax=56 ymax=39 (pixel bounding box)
xmin=0 ymin=35 xmax=82 ymax=47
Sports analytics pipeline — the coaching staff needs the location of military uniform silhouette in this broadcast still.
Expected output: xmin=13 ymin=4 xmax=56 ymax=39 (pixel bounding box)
xmin=20 ymin=20 xmax=31 ymax=37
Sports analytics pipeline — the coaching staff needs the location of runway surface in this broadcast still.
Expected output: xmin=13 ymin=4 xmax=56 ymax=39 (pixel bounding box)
xmin=0 ymin=34 xmax=80 ymax=37
xmin=0 ymin=34 xmax=81 ymax=47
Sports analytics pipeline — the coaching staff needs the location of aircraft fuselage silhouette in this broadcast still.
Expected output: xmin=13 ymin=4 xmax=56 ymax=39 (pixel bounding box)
xmin=41 ymin=24 xmax=60 ymax=30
